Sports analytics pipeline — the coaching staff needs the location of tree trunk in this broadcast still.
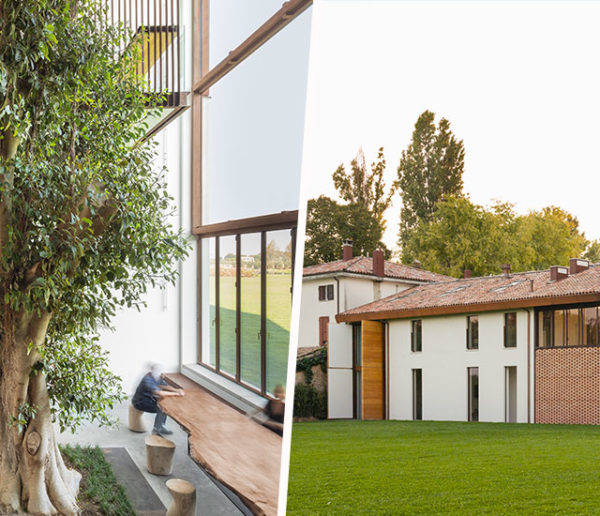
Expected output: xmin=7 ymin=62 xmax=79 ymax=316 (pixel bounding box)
xmin=0 ymin=312 xmax=81 ymax=515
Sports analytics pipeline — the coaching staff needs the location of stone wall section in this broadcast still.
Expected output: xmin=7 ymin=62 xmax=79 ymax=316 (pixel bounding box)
xmin=536 ymin=346 xmax=600 ymax=424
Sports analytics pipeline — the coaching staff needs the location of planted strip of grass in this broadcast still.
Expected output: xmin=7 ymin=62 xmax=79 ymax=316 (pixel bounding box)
xmin=287 ymin=420 xmax=600 ymax=515
xmin=61 ymin=445 xmax=135 ymax=516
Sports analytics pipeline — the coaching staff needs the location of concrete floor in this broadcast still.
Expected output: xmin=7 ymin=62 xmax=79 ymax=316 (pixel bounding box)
xmin=56 ymin=401 xmax=243 ymax=516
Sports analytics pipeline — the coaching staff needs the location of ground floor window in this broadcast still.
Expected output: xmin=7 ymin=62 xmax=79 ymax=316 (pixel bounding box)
xmin=468 ymin=367 xmax=479 ymax=422
xmin=352 ymin=324 xmax=362 ymax=419
xmin=537 ymin=305 xmax=600 ymax=348
xmin=198 ymin=215 xmax=296 ymax=396
xmin=412 ymin=369 xmax=422 ymax=420
xmin=505 ymin=366 xmax=517 ymax=423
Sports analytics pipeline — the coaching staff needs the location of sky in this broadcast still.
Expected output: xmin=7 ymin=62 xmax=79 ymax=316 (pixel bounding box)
xmin=301 ymin=0 xmax=600 ymax=253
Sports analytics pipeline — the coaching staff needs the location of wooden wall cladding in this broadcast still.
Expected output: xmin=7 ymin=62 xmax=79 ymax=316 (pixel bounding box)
xmin=361 ymin=320 xmax=384 ymax=420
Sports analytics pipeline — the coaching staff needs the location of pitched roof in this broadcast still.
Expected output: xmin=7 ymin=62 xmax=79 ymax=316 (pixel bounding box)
xmin=303 ymin=256 xmax=452 ymax=283
xmin=336 ymin=264 xmax=600 ymax=322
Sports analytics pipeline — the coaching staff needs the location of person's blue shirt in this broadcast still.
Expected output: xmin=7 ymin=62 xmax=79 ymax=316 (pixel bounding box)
xmin=132 ymin=373 xmax=167 ymax=413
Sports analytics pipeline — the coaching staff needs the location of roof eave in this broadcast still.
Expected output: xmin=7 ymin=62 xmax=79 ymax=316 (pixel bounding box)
xmin=335 ymin=293 xmax=600 ymax=323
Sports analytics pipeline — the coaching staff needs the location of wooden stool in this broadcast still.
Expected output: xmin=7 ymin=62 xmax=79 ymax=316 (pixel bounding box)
xmin=128 ymin=404 xmax=147 ymax=433
xmin=145 ymin=435 xmax=176 ymax=475
xmin=166 ymin=479 xmax=196 ymax=516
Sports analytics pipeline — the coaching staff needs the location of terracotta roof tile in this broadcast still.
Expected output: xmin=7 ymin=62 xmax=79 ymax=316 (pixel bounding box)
xmin=303 ymin=256 xmax=452 ymax=283
xmin=337 ymin=264 xmax=600 ymax=322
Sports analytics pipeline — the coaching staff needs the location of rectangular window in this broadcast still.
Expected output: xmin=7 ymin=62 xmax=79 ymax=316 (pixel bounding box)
xmin=319 ymin=317 xmax=329 ymax=347
xmin=505 ymin=366 xmax=517 ymax=423
xmin=411 ymin=320 xmax=422 ymax=352
xmin=566 ymin=308 xmax=580 ymax=347
xmin=318 ymin=285 xmax=326 ymax=301
xmin=327 ymin=284 xmax=334 ymax=300
xmin=467 ymin=316 xmax=479 ymax=350
xmin=412 ymin=369 xmax=422 ymax=420
xmin=584 ymin=307 xmax=599 ymax=347
xmin=468 ymin=367 xmax=479 ymax=422
xmin=199 ymin=225 xmax=295 ymax=397
xmin=504 ymin=312 xmax=517 ymax=348
xmin=539 ymin=310 xmax=553 ymax=348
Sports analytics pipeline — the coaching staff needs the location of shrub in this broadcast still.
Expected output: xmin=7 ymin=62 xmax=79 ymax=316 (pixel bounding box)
xmin=294 ymin=383 xmax=327 ymax=419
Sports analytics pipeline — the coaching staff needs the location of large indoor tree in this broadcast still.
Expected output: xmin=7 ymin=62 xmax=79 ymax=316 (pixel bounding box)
xmin=0 ymin=1 xmax=187 ymax=512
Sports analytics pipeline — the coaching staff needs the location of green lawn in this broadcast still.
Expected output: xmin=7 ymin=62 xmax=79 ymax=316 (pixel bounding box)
xmin=210 ymin=274 xmax=291 ymax=392
xmin=287 ymin=420 xmax=600 ymax=515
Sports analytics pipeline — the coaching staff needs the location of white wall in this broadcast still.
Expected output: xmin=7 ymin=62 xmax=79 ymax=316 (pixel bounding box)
xmin=98 ymin=110 xmax=197 ymax=393
xmin=298 ymin=274 xmax=413 ymax=348
xmin=388 ymin=311 xmax=530 ymax=423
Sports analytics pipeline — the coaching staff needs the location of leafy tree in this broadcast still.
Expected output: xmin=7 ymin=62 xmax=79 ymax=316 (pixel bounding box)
xmin=0 ymin=1 xmax=188 ymax=513
xmin=305 ymin=148 xmax=394 ymax=265
xmin=304 ymin=196 xmax=387 ymax=266
xmin=332 ymin=147 xmax=395 ymax=226
xmin=403 ymin=197 xmax=589 ymax=277
xmin=584 ymin=239 xmax=600 ymax=263
xmin=396 ymin=110 xmax=465 ymax=252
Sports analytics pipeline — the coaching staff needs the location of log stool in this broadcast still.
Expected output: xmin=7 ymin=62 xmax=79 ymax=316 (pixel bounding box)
xmin=128 ymin=404 xmax=147 ymax=433
xmin=166 ymin=479 xmax=196 ymax=516
xmin=145 ymin=435 xmax=176 ymax=475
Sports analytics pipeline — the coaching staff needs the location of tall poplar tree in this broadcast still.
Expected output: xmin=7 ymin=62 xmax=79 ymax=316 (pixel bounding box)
xmin=396 ymin=110 xmax=465 ymax=253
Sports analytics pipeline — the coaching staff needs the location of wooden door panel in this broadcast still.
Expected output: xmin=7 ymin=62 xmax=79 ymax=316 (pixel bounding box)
xmin=361 ymin=320 xmax=384 ymax=420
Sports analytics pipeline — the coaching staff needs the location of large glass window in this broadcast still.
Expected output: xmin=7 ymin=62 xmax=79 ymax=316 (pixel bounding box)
xmin=219 ymin=235 xmax=237 ymax=377
xmin=201 ymin=8 xmax=311 ymax=225
xmin=537 ymin=305 xmax=600 ymax=348
xmin=199 ymin=227 xmax=295 ymax=396
xmin=240 ymin=233 xmax=262 ymax=389
xmin=504 ymin=312 xmax=517 ymax=348
xmin=467 ymin=316 xmax=479 ymax=350
xmin=266 ymin=230 xmax=293 ymax=394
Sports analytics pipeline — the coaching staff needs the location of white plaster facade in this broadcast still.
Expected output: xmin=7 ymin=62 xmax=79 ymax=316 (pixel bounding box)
xmin=387 ymin=310 xmax=535 ymax=423
xmin=299 ymin=273 xmax=415 ymax=349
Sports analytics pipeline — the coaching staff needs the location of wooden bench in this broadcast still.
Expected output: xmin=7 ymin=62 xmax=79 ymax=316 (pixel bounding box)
xmin=160 ymin=374 xmax=282 ymax=516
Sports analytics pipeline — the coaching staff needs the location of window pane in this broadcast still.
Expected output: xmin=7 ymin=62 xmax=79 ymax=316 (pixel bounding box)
xmin=566 ymin=308 xmax=580 ymax=347
xmin=219 ymin=235 xmax=237 ymax=377
xmin=209 ymin=0 xmax=283 ymax=67
xmin=555 ymin=310 xmax=565 ymax=347
xmin=584 ymin=307 xmax=599 ymax=346
xmin=240 ymin=233 xmax=262 ymax=389
xmin=202 ymin=9 xmax=311 ymax=224
xmin=266 ymin=230 xmax=293 ymax=394
xmin=468 ymin=367 xmax=479 ymax=422
xmin=505 ymin=312 xmax=517 ymax=348
xmin=412 ymin=320 xmax=422 ymax=352
xmin=201 ymin=238 xmax=217 ymax=367
xmin=539 ymin=311 xmax=553 ymax=348
xmin=467 ymin=316 xmax=479 ymax=349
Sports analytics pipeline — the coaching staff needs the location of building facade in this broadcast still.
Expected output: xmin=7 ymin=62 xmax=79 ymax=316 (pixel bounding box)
xmin=333 ymin=259 xmax=600 ymax=425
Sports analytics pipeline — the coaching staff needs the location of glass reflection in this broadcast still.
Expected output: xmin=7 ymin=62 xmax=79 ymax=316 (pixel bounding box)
xmin=219 ymin=235 xmax=237 ymax=377
xmin=266 ymin=230 xmax=293 ymax=394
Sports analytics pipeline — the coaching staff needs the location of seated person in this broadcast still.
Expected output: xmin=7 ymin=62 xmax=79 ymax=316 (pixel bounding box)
xmin=132 ymin=364 xmax=184 ymax=436
xmin=262 ymin=384 xmax=285 ymax=436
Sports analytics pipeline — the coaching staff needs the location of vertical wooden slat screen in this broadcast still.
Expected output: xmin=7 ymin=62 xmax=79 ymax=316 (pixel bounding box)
xmin=361 ymin=320 xmax=385 ymax=420
xmin=106 ymin=0 xmax=181 ymax=106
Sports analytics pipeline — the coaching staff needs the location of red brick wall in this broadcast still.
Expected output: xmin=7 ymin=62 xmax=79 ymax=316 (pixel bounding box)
xmin=536 ymin=347 xmax=600 ymax=425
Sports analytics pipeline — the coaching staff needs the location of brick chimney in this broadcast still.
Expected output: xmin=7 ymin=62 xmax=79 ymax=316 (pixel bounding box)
xmin=342 ymin=240 xmax=353 ymax=261
xmin=373 ymin=249 xmax=385 ymax=278
xmin=501 ymin=264 xmax=511 ymax=277
xmin=413 ymin=260 xmax=422 ymax=269
xmin=569 ymin=258 xmax=590 ymax=275
xmin=550 ymin=265 xmax=569 ymax=282
xmin=464 ymin=269 xmax=472 ymax=279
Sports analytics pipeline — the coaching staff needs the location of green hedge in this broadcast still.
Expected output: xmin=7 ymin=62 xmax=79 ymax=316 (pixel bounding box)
xmin=293 ymin=383 xmax=327 ymax=419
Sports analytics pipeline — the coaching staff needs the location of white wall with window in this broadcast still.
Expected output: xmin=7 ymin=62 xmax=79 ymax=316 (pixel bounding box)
xmin=388 ymin=311 xmax=532 ymax=423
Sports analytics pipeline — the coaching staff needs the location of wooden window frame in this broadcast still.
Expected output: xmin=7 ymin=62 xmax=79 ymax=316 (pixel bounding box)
xmin=535 ymin=303 xmax=600 ymax=350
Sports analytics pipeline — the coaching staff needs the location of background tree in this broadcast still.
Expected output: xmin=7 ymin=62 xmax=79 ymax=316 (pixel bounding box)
xmin=396 ymin=110 xmax=465 ymax=253
xmin=0 ymin=1 xmax=188 ymax=513
xmin=403 ymin=197 xmax=591 ymax=277
xmin=304 ymin=148 xmax=394 ymax=265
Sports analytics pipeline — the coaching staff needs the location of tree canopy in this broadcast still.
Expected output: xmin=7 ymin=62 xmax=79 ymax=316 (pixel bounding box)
xmin=396 ymin=110 xmax=465 ymax=252
xmin=402 ymin=196 xmax=592 ymax=277
xmin=0 ymin=1 xmax=188 ymax=512
xmin=304 ymin=148 xmax=394 ymax=265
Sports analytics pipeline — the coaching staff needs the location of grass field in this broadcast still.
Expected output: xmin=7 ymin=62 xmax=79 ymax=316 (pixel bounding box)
xmin=287 ymin=420 xmax=600 ymax=515
xmin=210 ymin=274 xmax=291 ymax=392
